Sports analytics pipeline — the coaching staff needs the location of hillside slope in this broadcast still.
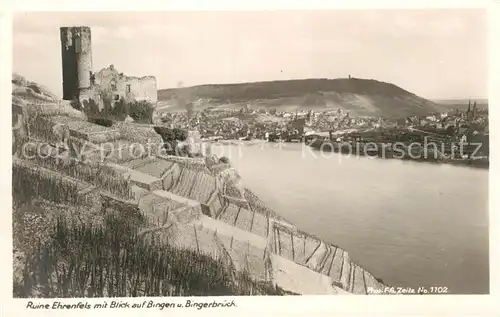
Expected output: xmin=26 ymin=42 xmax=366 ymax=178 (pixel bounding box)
xmin=158 ymin=78 xmax=441 ymax=118
xmin=12 ymin=74 xmax=389 ymax=296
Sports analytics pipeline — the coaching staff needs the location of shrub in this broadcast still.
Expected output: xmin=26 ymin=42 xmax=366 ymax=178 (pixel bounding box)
xmin=109 ymin=98 xmax=128 ymax=121
xmin=153 ymin=127 xmax=191 ymax=157
xmin=153 ymin=127 xmax=188 ymax=142
xmin=176 ymin=143 xmax=192 ymax=157
xmin=70 ymin=100 xmax=83 ymax=111
xmin=89 ymin=117 xmax=113 ymax=127
xmin=173 ymin=128 xmax=188 ymax=141
xmin=129 ymin=100 xmax=154 ymax=124
xmin=82 ymin=98 xmax=101 ymax=117
xmin=153 ymin=126 xmax=175 ymax=141
xmin=81 ymin=97 xmax=154 ymax=125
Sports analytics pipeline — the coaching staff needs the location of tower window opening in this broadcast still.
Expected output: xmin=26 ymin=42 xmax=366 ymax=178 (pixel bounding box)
xmin=74 ymin=37 xmax=81 ymax=53
xmin=126 ymin=84 xmax=131 ymax=93
xmin=111 ymin=81 xmax=117 ymax=91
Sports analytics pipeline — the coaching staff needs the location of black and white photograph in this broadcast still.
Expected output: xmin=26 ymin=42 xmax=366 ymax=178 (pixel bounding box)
xmin=7 ymin=5 xmax=494 ymax=307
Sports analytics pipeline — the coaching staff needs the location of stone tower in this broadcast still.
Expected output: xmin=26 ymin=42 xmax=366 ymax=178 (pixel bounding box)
xmin=60 ymin=26 xmax=93 ymax=101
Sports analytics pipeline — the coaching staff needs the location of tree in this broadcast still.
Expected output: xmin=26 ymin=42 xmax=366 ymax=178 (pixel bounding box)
xmin=153 ymin=127 xmax=191 ymax=157
xmin=446 ymin=125 xmax=456 ymax=136
xmin=129 ymin=100 xmax=154 ymax=124
xmin=109 ymin=97 xmax=128 ymax=121
xmin=82 ymin=98 xmax=100 ymax=118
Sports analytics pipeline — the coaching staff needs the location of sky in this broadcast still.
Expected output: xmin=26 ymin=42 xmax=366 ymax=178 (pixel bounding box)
xmin=13 ymin=10 xmax=487 ymax=100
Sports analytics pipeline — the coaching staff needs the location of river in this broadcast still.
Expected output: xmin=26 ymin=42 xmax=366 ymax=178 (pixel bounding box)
xmin=210 ymin=142 xmax=489 ymax=294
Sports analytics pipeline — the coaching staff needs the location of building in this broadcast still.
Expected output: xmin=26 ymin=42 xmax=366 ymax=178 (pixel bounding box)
xmin=185 ymin=130 xmax=203 ymax=156
xmin=426 ymin=115 xmax=437 ymax=122
xmin=60 ymin=26 xmax=157 ymax=107
xmin=93 ymin=65 xmax=157 ymax=103
xmin=465 ymin=100 xmax=477 ymax=122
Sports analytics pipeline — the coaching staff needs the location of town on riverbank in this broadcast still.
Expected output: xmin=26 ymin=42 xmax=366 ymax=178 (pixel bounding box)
xmin=156 ymin=101 xmax=489 ymax=168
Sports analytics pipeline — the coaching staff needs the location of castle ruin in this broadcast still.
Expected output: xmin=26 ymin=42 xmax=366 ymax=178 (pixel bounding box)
xmin=60 ymin=26 xmax=158 ymax=106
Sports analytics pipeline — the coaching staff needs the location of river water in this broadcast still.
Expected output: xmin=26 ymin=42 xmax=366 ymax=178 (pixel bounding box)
xmin=210 ymin=142 xmax=489 ymax=294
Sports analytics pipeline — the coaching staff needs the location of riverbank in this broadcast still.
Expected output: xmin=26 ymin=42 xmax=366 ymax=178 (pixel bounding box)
xmin=202 ymin=139 xmax=268 ymax=146
xmin=308 ymin=139 xmax=489 ymax=169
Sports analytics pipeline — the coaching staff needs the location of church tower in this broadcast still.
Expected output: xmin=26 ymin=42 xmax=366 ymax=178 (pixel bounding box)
xmin=60 ymin=26 xmax=93 ymax=101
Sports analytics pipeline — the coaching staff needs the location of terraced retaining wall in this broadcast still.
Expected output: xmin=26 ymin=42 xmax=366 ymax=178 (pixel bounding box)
xmin=269 ymin=221 xmax=385 ymax=294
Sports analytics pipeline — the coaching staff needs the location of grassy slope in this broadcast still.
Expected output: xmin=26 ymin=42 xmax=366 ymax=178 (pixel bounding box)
xmin=158 ymin=77 xmax=442 ymax=118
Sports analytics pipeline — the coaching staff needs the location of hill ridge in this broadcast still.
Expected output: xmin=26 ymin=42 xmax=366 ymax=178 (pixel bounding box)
xmin=158 ymin=77 xmax=441 ymax=118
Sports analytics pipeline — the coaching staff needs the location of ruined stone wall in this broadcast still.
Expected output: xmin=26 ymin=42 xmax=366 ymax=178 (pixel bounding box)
xmin=124 ymin=76 xmax=157 ymax=102
xmin=94 ymin=66 xmax=157 ymax=103
xmin=94 ymin=66 xmax=121 ymax=99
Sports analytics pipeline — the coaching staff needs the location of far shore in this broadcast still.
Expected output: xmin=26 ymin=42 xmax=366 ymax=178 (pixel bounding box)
xmin=308 ymin=140 xmax=489 ymax=170
xmin=198 ymin=138 xmax=488 ymax=170
xmin=201 ymin=138 xmax=268 ymax=146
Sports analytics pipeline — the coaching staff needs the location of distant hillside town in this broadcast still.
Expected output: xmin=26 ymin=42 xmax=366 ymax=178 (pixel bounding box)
xmin=157 ymin=100 xmax=488 ymax=144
